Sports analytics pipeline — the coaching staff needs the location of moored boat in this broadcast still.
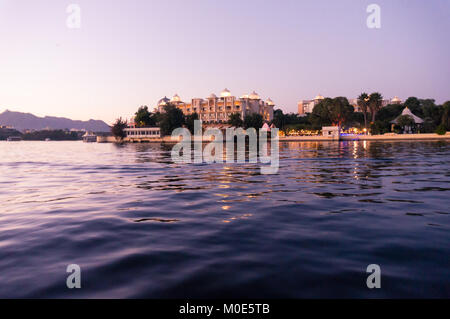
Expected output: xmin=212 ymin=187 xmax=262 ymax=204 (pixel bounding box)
xmin=6 ymin=136 xmax=22 ymax=141
xmin=82 ymin=132 xmax=97 ymax=143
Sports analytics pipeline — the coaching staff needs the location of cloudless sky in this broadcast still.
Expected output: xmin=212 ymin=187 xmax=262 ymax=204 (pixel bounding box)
xmin=0 ymin=0 xmax=449 ymax=124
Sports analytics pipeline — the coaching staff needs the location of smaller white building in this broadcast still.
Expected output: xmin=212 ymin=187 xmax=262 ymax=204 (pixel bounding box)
xmin=322 ymin=126 xmax=341 ymax=139
xmin=124 ymin=127 xmax=161 ymax=140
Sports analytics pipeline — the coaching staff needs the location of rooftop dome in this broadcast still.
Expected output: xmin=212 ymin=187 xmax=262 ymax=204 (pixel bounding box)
xmin=314 ymin=94 xmax=324 ymax=100
xmin=249 ymin=91 xmax=260 ymax=100
xmin=157 ymin=96 xmax=170 ymax=106
xmin=391 ymin=96 xmax=401 ymax=102
xmin=220 ymin=88 xmax=231 ymax=97
xmin=266 ymin=98 xmax=274 ymax=106
xmin=240 ymin=94 xmax=249 ymax=99
xmin=171 ymin=94 xmax=182 ymax=103
xmin=209 ymin=93 xmax=217 ymax=99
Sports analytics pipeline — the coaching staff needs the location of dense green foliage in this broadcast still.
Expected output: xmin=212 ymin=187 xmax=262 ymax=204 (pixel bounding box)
xmin=311 ymin=97 xmax=354 ymax=127
xmin=22 ymin=130 xmax=81 ymax=141
xmin=134 ymin=105 xmax=159 ymax=127
xmin=159 ymin=104 xmax=186 ymax=136
xmin=184 ymin=112 xmax=199 ymax=134
xmin=435 ymin=124 xmax=447 ymax=135
xmin=0 ymin=128 xmax=22 ymax=140
xmin=244 ymin=113 xmax=263 ymax=130
xmin=227 ymin=113 xmax=244 ymax=128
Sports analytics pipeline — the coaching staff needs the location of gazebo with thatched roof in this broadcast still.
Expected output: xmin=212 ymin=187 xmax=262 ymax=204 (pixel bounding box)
xmin=391 ymin=107 xmax=424 ymax=133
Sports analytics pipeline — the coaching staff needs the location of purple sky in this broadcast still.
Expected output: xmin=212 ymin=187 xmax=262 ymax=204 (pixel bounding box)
xmin=0 ymin=0 xmax=449 ymax=124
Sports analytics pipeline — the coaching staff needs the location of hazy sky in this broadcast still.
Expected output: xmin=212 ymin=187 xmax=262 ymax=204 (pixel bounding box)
xmin=1 ymin=0 xmax=449 ymax=124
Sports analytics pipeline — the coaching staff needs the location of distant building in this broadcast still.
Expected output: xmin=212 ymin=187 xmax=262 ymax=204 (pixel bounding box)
xmin=156 ymin=89 xmax=275 ymax=123
xmin=297 ymin=94 xmax=324 ymax=116
xmin=390 ymin=96 xmax=402 ymax=105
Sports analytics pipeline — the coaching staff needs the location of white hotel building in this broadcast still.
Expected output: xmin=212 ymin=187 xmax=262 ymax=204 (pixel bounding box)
xmin=156 ymin=89 xmax=275 ymax=123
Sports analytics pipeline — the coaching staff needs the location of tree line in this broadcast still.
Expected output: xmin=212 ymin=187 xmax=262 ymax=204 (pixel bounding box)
xmin=273 ymin=94 xmax=450 ymax=135
xmin=0 ymin=128 xmax=84 ymax=140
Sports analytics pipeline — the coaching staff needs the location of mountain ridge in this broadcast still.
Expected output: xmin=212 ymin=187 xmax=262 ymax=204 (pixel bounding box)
xmin=0 ymin=109 xmax=111 ymax=132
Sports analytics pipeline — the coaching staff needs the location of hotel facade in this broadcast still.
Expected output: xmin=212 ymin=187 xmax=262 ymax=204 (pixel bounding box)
xmin=298 ymin=95 xmax=402 ymax=115
xmin=156 ymin=89 xmax=275 ymax=123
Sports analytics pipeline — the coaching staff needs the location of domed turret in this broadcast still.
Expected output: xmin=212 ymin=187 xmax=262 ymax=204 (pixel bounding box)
xmin=266 ymin=98 xmax=274 ymax=106
xmin=171 ymin=94 xmax=182 ymax=103
xmin=209 ymin=93 xmax=217 ymax=99
xmin=157 ymin=96 xmax=170 ymax=106
xmin=249 ymin=91 xmax=260 ymax=100
xmin=391 ymin=96 xmax=402 ymax=104
xmin=314 ymin=94 xmax=324 ymax=100
xmin=220 ymin=88 xmax=231 ymax=97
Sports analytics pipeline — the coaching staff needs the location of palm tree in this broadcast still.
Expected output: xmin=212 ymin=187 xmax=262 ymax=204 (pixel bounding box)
xmin=357 ymin=93 xmax=369 ymax=129
xmin=368 ymin=92 xmax=383 ymax=123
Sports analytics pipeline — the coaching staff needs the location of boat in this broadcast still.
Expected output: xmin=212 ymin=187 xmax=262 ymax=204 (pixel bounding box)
xmin=6 ymin=136 xmax=22 ymax=141
xmin=82 ymin=131 xmax=97 ymax=143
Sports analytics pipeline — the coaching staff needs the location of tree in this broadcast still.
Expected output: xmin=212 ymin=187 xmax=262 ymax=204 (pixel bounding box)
xmin=329 ymin=97 xmax=354 ymax=127
xmin=441 ymin=101 xmax=450 ymax=129
xmin=111 ymin=117 xmax=127 ymax=142
xmin=244 ymin=113 xmax=263 ymax=129
xmin=311 ymin=98 xmax=333 ymax=126
xmin=404 ymin=97 xmax=422 ymax=115
xmin=227 ymin=112 xmax=244 ymax=127
xmin=368 ymin=92 xmax=383 ymax=123
xmin=159 ymin=103 xmax=185 ymax=136
xmin=311 ymin=97 xmax=353 ymax=127
xmin=396 ymin=115 xmax=415 ymax=132
xmin=357 ymin=93 xmax=370 ymax=129
xmin=134 ymin=105 xmax=156 ymax=127
xmin=151 ymin=112 xmax=162 ymax=126
xmin=185 ymin=112 xmax=199 ymax=134
xmin=435 ymin=124 xmax=447 ymax=135
xmin=271 ymin=109 xmax=286 ymax=129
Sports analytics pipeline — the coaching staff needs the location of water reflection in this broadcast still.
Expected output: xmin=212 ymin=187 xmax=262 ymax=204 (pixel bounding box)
xmin=0 ymin=140 xmax=449 ymax=298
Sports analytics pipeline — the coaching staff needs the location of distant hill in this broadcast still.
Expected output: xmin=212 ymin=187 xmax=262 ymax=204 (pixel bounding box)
xmin=0 ymin=110 xmax=111 ymax=132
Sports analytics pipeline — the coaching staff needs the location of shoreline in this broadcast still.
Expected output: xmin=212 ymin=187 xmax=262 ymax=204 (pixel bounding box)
xmin=96 ymin=132 xmax=450 ymax=143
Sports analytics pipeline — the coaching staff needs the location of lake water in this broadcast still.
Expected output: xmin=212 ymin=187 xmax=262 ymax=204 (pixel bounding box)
xmin=0 ymin=140 xmax=449 ymax=298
